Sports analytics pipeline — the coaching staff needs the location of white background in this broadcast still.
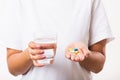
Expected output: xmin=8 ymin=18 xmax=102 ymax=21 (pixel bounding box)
xmin=93 ymin=0 xmax=120 ymax=80
xmin=0 ymin=0 xmax=120 ymax=80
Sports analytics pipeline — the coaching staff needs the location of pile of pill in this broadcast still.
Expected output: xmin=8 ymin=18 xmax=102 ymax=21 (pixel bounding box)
xmin=68 ymin=48 xmax=79 ymax=55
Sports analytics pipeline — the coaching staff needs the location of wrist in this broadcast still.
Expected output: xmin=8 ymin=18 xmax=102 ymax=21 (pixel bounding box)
xmin=22 ymin=48 xmax=32 ymax=62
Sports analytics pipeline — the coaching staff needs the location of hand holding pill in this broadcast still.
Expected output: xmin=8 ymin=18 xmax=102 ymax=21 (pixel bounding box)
xmin=65 ymin=42 xmax=90 ymax=62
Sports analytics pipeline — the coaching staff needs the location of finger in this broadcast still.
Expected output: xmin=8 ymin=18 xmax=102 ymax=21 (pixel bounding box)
xmin=78 ymin=53 xmax=85 ymax=61
xmin=70 ymin=54 xmax=76 ymax=61
xmin=29 ymin=41 xmax=56 ymax=49
xmin=65 ymin=52 xmax=71 ymax=59
xmin=74 ymin=56 xmax=80 ymax=62
xmin=33 ymin=60 xmax=45 ymax=67
xmin=29 ymin=48 xmax=44 ymax=55
xmin=65 ymin=48 xmax=71 ymax=59
xmin=30 ymin=54 xmax=46 ymax=60
xmin=28 ymin=41 xmax=40 ymax=49
xmin=38 ymin=43 xmax=56 ymax=49
xmin=81 ymin=48 xmax=90 ymax=58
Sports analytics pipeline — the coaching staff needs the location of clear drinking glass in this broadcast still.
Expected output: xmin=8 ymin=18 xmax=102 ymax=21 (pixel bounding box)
xmin=33 ymin=32 xmax=57 ymax=65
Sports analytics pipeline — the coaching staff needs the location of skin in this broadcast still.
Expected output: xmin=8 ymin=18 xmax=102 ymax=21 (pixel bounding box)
xmin=7 ymin=39 xmax=107 ymax=76
xmin=65 ymin=39 xmax=107 ymax=73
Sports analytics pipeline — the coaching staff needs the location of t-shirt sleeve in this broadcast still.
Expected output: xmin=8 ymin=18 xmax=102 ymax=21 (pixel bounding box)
xmin=89 ymin=0 xmax=114 ymax=46
xmin=0 ymin=26 xmax=23 ymax=50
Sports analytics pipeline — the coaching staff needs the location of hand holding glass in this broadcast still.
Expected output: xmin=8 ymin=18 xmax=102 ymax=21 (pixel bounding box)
xmin=33 ymin=33 xmax=57 ymax=65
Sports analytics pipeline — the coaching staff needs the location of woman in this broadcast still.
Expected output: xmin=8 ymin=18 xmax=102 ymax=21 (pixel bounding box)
xmin=0 ymin=0 xmax=114 ymax=80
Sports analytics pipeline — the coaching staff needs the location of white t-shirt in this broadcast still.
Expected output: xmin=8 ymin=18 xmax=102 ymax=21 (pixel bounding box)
xmin=0 ymin=0 xmax=113 ymax=80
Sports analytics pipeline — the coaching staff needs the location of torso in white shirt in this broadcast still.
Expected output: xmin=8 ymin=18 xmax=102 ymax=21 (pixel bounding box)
xmin=20 ymin=0 xmax=92 ymax=80
xmin=0 ymin=0 xmax=113 ymax=80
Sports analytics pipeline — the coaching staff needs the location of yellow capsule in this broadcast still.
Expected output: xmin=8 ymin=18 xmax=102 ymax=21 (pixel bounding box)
xmin=74 ymin=51 xmax=79 ymax=54
xmin=68 ymin=48 xmax=73 ymax=52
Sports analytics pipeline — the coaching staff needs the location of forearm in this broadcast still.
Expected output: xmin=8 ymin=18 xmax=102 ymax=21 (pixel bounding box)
xmin=7 ymin=49 xmax=33 ymax=76
xmin=80 ymin=51 xmax=105 ymax=73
